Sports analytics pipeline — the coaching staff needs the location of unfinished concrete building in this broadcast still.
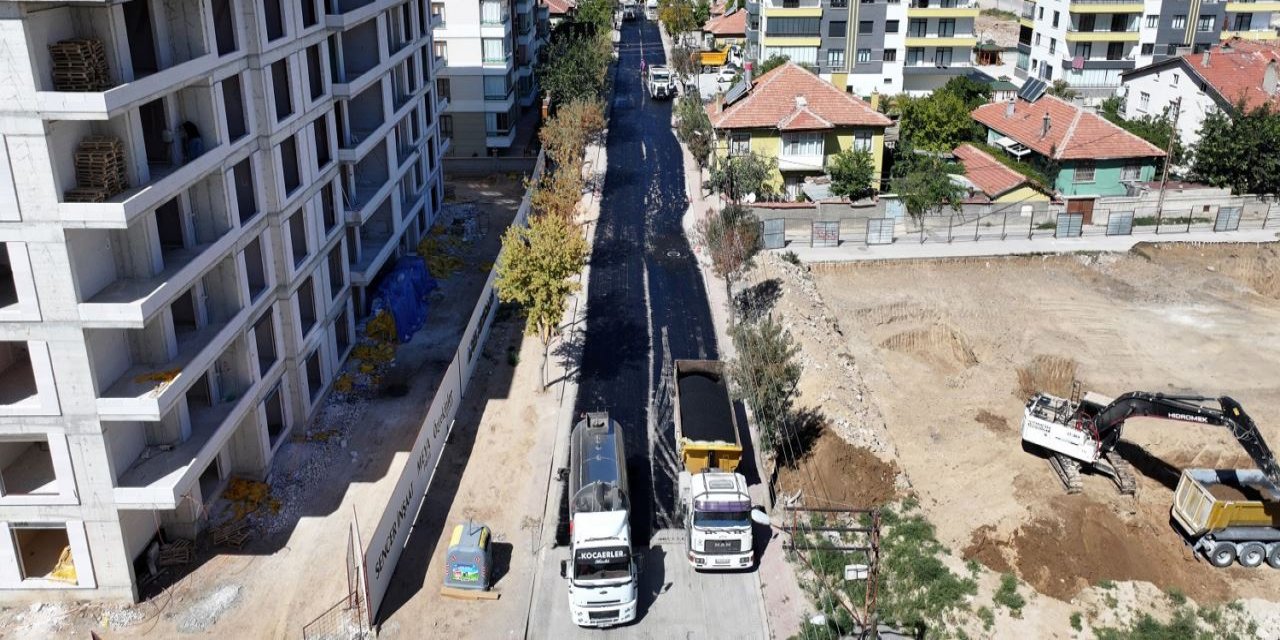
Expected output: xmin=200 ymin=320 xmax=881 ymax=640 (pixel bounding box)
xmin=0 ymin=0 xmax=445 ymax=602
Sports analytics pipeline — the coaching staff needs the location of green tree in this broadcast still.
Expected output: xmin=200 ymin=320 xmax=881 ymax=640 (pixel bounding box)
xmin=757 ymin=55 xmax=789 ymax=76
xmin=670 ymin=45 xmax=698 ymax=82
xmin=730 ymin=314 xmax=801 ymax=455
xmin=695 ymin=203 xmax=760 ymax=326
xmin=1095 ymin=97 xmax=1183 ymax=165
xmin=658 ymin=0 xmax=699 ymax=36
xmin=1191 ymin=102 xmax=1280 ymax=195
xmin=709 ymin=152 xmax=776 ymax=203
xmin=1047 ymin=79 xmax=1079 ymax=100
xmin=538 ymin=31 xmax=612 ymax=105
xmin=897 ymin=90 xmax=980 ymax=152
xmin=675 ymin=95 xmax=714 ymax=174
xmin=495 ymin=213 xmax=590 ymax=384
xmin=939 ymin=75 xmax=993 ymax=110
xmin=890 ymin=153 xmax=967 ymax=241
xmin=573 ymin=0 xmax=616 ymax=33
xmin=827 ymin=148 xmax=877 ymax=202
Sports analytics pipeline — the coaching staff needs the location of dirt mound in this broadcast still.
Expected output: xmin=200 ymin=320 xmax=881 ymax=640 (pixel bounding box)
xmin=1133 ymin=242 xmax=1280 ymax=299
xmin=879 ymin=324 xmax=978 ymax=373
xmin=1005 ymin=498 xmax=1233 ymax=602
xmin=974 ymin=409 xmax=1011 ymax=434
xmin=777 ymin=428 xmax=899 ymax=509
xmin=1015 ymin=355 xmax=1078 ymax=400
xmin=963 ymin=524 xmax=1013 ymax=574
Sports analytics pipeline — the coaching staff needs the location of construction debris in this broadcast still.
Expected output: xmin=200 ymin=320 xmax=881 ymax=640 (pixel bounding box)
xmin=222 ymin=477 xmax=280 ymax=521
xmin=67 ymin=136 xmax=128 ymax=202
xmin=157 ymin=538 xmax=194 ymax=567
xmin=49 ymin=546 xmax=77 ymax=584
xmin=48 ymin=38 xmax=112 ymax=92
xmin=211 ymin=520 xmax=251 ymax=550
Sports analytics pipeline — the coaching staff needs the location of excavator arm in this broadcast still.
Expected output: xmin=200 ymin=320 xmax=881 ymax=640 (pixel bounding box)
xmin=1086 ymin=392 xmax=1280 ymax=488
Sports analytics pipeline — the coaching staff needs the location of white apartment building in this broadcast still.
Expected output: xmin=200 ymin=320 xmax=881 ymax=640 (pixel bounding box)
xmin=0 ymin=0 xmax=444 ymax=602
xmin=432 ymin=0 xmax=546 ymax=157
xmin=1017 ymin=0 xmax=1280 ymax=99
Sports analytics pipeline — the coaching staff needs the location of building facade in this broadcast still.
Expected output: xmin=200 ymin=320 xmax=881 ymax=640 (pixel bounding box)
xmin=0 ymin=0 xmax=444 ymax=602
xmin=746 ymin=0 xmax=980 ymax=97
xmin=1017 ymin=0 xmax=1280 ymax=98
xmin=432 ymin=0 xmax=547 ymax=158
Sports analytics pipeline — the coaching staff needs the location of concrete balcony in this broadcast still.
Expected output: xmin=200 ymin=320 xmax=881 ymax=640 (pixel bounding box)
xmin=762 ymin=0 xmax=822 ymax=17
xmin=905 ymin=36 xmax=979 ymax=47
xmin=349 ymin=200 xmax=398 ymax=285
xmin=112 ymin=367 xmax=262 ymax=509
xmin=486 ymin=128 xmax=517 ymax=148
xmin=907 ymin=1 xmax=979 ymax=18
xmin=1220 ymin=28 xmax=1280 ymax=39
xmin=35 ymin=53 xmax=232 ymax=121
xmin=485 ymin=88 xmax=516 ymax=113
xmin=325 ymin=0 xmax=387 ymax=29
xmin=1224 ymin=0 xmax=1280 ymax=10
xmin=778 ymin=153 xmax=824 ymax=172
xmin=1064 ymin=30 xmax=1139 ymax=42
xmin=902 ymin=61 xmax=976 ymax=74
xmin=1068 ymin=0 xmax=1143 ymax=13
xmin=339 ymin=91 xmax=420 ymax=164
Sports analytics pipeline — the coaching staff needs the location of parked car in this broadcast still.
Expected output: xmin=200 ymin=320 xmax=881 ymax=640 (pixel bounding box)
xmin=716 ymin=67 xmax=740 ymax=90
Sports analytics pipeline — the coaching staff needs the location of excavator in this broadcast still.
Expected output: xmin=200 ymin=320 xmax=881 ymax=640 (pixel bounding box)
xmin=1021 ymin=385 xmax=1280 ymax=495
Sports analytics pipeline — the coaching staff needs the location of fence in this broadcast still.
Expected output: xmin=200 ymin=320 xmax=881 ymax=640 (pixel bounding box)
xmin=302 ymin=521 xmax=370 ymax=640
xmin=758 ymin=197 xmax=1277 ymax=249
xmin=443 ymin=155 xmax=540 ymax=176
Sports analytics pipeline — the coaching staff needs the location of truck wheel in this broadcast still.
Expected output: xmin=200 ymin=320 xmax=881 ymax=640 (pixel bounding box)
xmin=1208 ymin=542 xmax=1237 ymax=568
xmin=1268 ymin=543 xmax=1280 ymax=569
xmin=1238 ymin=542 xmax=1266 ymax=568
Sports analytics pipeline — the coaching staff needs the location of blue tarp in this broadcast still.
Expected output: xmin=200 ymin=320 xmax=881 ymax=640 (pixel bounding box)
xmin=371 ymin=256 xmax=438 ymax=343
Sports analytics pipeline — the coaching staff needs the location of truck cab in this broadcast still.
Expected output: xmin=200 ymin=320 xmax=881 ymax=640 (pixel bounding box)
xmin=680 ymin=470 xmax=755 ymax=569
xmin=647 ymin=65 xmax=676 ymax=99
xmin=563 ymin=511 xmax=638 ymax=626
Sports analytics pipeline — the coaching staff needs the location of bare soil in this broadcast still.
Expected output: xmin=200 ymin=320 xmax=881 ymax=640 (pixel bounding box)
xmin=777 ymin=428 xmax=899 ymax=510
xmin=802 ymin=242 xmax=1280 ymax=610
xmin=1207 ymin=483 xmax=1270 ymax=502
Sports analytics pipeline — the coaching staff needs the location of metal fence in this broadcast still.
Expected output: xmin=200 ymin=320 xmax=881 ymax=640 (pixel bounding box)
xmin=759 ymin=199 xmax=1278 ymax=248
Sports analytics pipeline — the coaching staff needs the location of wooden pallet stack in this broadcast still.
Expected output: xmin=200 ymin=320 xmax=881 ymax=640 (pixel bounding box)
xmin=66 ymin=136 xmax=128 ymax=202
xmin=48 ymin=38 xmax=112 ymax=92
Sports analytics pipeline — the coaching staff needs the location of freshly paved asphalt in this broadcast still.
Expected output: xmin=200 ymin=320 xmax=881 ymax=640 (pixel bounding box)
xmin=567 ymin=17 xmax=720 ymax=546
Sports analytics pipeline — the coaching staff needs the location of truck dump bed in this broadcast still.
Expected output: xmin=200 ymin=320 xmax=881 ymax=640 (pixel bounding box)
xmin=674 ymin=360 xmax=742 ymax=473
xmin=1171 ymin=468 xmax=1280 ymax=537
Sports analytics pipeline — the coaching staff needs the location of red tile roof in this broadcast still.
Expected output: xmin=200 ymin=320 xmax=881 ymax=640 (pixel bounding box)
xmin=971 ymin=94 xmax=1164 ymax=161
xmin=704 ymin=8 xmax=747 ymax=36
xmin=953 ymin=144 xmax=1033 ymax=198
xmin=1184 ymin=39 xmax=1280 ymax=112
xmin=710 ymin=0 xmax=729 ymax=15
xmin=543 ymin=0 xmax=573 ymax=16
xmin=707 ymin=62 xmax=892 ymax=131
xmin=777 ymin=106 xmax=834 ymax=131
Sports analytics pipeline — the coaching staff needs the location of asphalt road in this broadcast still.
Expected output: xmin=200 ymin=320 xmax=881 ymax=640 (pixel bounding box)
xmin=566 ymin=17 xmax=720 ymax=546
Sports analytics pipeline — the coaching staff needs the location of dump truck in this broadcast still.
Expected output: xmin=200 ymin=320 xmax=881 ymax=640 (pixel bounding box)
xmin=1171 ymin=468 xmax=1280 ymax=569
xmin=691 ymin=47 xmax=733 ymax=72
xmin=560 ymin=413 xmax=638 ymax=627
xmin=647 ymin=65 xmax=677 ymax=99
xmin=674 ymin=359 xmax=764 ymax=569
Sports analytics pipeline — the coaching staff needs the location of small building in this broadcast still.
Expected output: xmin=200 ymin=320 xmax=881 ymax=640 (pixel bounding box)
xmin=702 ymin=8 xmax=747 ymax=51
xmin=971 ymin=89 xmax=1165 ymax=207
xmin=543 ymin=0 xmax=575 ymax=27
xmin=1119 ymin=39 xmax=1280 ymax=149
xmin=706 ymin=62 xmax=892 ymax=200
xmin=952 ymin=144 xmax=1049 ymax=204
xmin=987 ymin=76 xmax=1019 ymax=104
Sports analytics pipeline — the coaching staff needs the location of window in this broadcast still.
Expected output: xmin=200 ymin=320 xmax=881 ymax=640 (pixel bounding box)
xmin=907 ymin=47 xmax=925 ymax=65
xmin=328 ymin=246 xmax=345 ymax=299
xmin=858 ymin=21 xmax=873 ymax=34
xmin=243 ymin=235 xmax=268 ymax=300
xmin=882 ymin=48 xmax=897 ymax=62
xmin=831 ymin=0 xmax=847 ymax=6
xmin=830 ymin=21 xmax=847 ymax=37
xmin=431 ymin=2 xmax=445 ymax=24
xmin=440 ymin=115 xmax=453 ymax=138
xmin=1197 ymin=15 xmax=1214 ymax=32
xmin=938 ymin=19 xmax=955 ymax=37
xmin=1145 ymin=14 xmax=1157 ymax=29
xmin=314 ymin=117 xmax=331 ymax=171
xmin=1167 ymin=43 xmax=1178 ymax=56
xmin=480 ymin=0 xmax=503 ymax=24
xmin=781 ymin=132 xmax=823 ymax=157
xmin=1049 ymin=38 xmax=1056 ymax=55
xmin=1233 ymin=13 xmax=1253 ymax=30
xmin=306 ymin=349 xmax=323 ymax=400
xmin=1073 ymin=162 xmax=1095 ymax=183
xmin=300 ymin=0 xmax=317 ymax=28
xmin=729 ymin=133 xmax=751 ymax=157
xmin=306 ymin=45 xmax=324 ymax=101
xmin=1079 ymin=15 xmax=1095 ymax=32
xmin=934 ymin=48 xmax=953 ymax=67
xmin=485 ymin=109 xmax=512 ymax=135
xmin=11 ymin=526 xmax=73 ymax=583
xmin=297 ymin=277 xmax=317 ymax=337
xmin=1138 ymin=91 xmax=1150 ymax=112
xmin=221 ymin=74 xmax=248 ymax=141
xmin=908 ymin=19 xmax=926 ymax=37
xmin=0 ymin=439 xmax=57 ymax=496
xmin=484 ymin=74 xmax=509 ymax=99
xmin=1121 ymin=165 xmax=1141 ymax=181
xmin=766 ymin=17 xmax=821 ymax=35
xmin=1035 ymin=33 xmax=1041 ymax=46
xmin=1141 ymin=43 xmax=1154 ymax=55
xmin=434 ymin=41 xmax=447 ymax=62
xmin=1052 ymin=10 xmax=1059 ymax=28
xmin=885 ymin=20 xmax=899 ymax=33
xmin=482 ymin=38 xmax=507 ymax=63
xmin=321 ymin=182 xmax=338 ymax=236
xmin=252 ymin=311 xmax=276 ymax=376
xmin=288 ymin=210 xmax=308 ymax=267
xmin=264 ymin=0 xmax=285 ymax=41
xmin=280 ymin=136 xmax=301 ymax=195
xmin=1037 ymin=6 xmax=1043 ymax=19
xmin=856 ymin=48 xmax=871 ymax=63
xmin=212 ymin=0 xmax=237 ymax=55
xmin=271 ymin=60 xmax=293 ymax=122
xmin=827 ymin=49 xmax=845 ymax=68
xmin=233 ymin=158 xmax=257 ymax=223
xmin=1172 ymin=15 xmax=1186 ymax=30
xmin=1075 ymin=43 xmax=1092 ymax=59
xmin=853 ymin=130 xmax=872 ymax=152
xmin=436 ymin=77 xmax=451 ymax=101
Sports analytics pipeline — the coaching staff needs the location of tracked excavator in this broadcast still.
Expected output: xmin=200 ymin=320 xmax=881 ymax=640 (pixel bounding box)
xmin=1021 ymin=385 xmax=1280 ymax=495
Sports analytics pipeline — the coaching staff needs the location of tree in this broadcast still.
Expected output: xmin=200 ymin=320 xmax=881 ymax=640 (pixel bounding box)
xmin=695 ymin=203 xmax=760 ymax=327
xmin=709 ymin=152 xmax=776 ymax=203
xmin=658 ymin=0 xmax=699 ymax=37
xmin=530 ymin=163 xmax=586 ymax=220
xmin=729 ymin=314 xmax=801 ymax=455
xmin=889 ymin=153 xmax=967 ymax=241
xmin=670 ymin=45 xmax=698 ymax=82
xmin=939 ymin=75 xmax=992 ymax=110
xmin=538 ymin=31 xmax=612 ymax=105
xmin=495 ymin=213 xmax=590 ymax=385
xmin=1191 ymin=102 xmax=1280 ymax=195
xmin=573 ymin=0 xmax=616 ymax=33
xmin=897 ymin=90 xmax=980 ymax=152
xmin=1046 ymin=79 xmax=1079 ymax=101
xmin=1096 ymin=96 xmax=1184 ymax=165
xmin=757 ymin=55 xmax=789 ymax=76
xmin=827 ymin=148 xmax=877 ymax=202
xmin=675 ymin=95 xmax=714 ymax=172
xmin=541 ymin=98 xmax=606 ymax=168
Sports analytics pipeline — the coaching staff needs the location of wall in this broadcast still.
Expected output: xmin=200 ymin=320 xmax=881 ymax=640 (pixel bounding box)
xmin=1055 ymin=158 xmax=1156 ymax=197
xmin=996 ymin=184 xmax=1050 ymax=203
xmin=1121 ymin=63 xmax=1215 ymax=149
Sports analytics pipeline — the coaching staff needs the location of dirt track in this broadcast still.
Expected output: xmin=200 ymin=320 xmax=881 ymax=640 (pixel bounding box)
xmin=801 ymin=242 xmax=1280 ymax=608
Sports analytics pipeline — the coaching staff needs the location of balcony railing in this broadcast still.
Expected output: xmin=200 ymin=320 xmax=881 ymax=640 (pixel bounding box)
xmin=909 ymin=0 xmax=976 ymax=8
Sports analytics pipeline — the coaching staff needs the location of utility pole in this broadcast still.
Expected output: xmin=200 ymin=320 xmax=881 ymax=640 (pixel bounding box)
xmin=1153 ymin=97 xmax=1181 ymax=232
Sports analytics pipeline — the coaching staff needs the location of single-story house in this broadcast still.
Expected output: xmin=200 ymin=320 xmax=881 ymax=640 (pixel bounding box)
xmin=952 ymin=144 xmax=1050 ymax=204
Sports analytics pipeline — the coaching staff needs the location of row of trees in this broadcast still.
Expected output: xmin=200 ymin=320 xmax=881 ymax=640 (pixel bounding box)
xmin=537 ymin=0 xmax=615 ymax=106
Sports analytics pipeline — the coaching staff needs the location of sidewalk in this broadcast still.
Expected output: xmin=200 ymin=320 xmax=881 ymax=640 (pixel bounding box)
xmin=781 ymin=227 xmax=1280 ymax=263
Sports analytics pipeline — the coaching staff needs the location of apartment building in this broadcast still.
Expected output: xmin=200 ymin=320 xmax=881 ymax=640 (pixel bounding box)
xmin=745 ymin=0 xmax=980 ymax=97
xmin=1016 ymin=0 xmax=1280 ymax=97
xmin=0 ymin=0 xmax=444 ymax=602
xmin=432 ymin=0 xmax=547 ymax=157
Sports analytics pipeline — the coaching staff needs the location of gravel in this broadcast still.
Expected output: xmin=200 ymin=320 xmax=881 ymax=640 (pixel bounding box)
xmin=102 ymin=605 xmax=145 ymax=629
xmin=175 ymin=584 xmax=242 ymax=634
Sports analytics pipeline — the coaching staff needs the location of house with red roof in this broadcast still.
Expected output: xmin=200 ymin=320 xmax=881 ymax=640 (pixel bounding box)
xmin=701 ymin=8 xmax=747 ymax=50
xmin=542 ymin=0 xmax=575 ymax=27
xmin=971 ymin=92 xmax=1165 ymax=198
xmin=705 ymin=62 xmax=892 ymax=200
xmin=1120 ymin=39 xmax=1280 ymax=149
xmin=952 ymin=144 xmax=1049 ymax=204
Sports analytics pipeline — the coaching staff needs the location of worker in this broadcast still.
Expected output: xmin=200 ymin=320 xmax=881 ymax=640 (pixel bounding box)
xmin=180 ymin=121 xmax=203 ymax=164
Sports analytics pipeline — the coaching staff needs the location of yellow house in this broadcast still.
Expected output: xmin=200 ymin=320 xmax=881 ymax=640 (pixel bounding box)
xmin=952 ymin=144 xmax=1050 ymax=204
xmin=705 ymin=62 xmax=892 ymax=200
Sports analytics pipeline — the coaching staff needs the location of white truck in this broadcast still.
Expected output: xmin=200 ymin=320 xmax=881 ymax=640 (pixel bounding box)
xmin=673 ymin=360 xmax=767 ymax=570
xmin=647 ymin=65 xmax=677 ymax=99
xmin=560 ymin=413 xmax=638 ymax=627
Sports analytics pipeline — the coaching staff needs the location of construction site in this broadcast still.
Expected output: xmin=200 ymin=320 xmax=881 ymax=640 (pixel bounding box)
xmin=753 ymin=242 xmax=1280 ymax=636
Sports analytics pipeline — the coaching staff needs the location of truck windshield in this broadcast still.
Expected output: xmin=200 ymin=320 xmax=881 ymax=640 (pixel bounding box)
xmin=653 ymin=72 xmax=669 ymax=81
xmin=573 ymin=548 xmax=631 ymax=582
xmin=694 ymin=509 xmax=750 ymax=528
